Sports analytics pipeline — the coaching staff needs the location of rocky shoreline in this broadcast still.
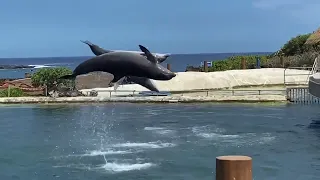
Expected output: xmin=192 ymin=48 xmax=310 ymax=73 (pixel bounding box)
xmin=0 ymin=65 xmax=35 ymax=69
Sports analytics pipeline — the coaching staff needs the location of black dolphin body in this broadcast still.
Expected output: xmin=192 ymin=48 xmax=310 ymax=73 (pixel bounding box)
xmin=60 ymin=45 xmax=176 ymax=89
xmin=81 ymin=40 xmax=159 ymax=92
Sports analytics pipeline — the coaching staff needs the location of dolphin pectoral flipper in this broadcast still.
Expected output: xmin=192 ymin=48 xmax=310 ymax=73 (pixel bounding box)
xmin=127 ymin=76 xmax=159 ymax=92
xmin=113 ymin=76 xmax=127 ymax=91
xmin=138 ymin=45 xmax=157 ymax=64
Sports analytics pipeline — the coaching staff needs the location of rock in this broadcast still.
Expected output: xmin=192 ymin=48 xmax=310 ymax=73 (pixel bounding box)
xmin=48 ymin=90 xmax=59 ymax=98
xmin=89 ymin=90 xmax=98 ymax=97
xmin=48 ymin=89 xmax=84 ymax=98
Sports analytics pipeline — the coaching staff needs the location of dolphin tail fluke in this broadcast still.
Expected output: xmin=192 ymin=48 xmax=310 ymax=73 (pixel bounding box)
xmin=59 ymin=74 xmax=76 ymax=80
xmin=81 ymin=40 xmax=111 ymax=56
xmin=80 ymin=40 xmax=93 ymax=46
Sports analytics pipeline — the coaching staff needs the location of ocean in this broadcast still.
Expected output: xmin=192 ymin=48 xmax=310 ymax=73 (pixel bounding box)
xmin=0 ymin=52 xmax=271 ymax=79
xmin=0 ymin=103 xmax=319 ymax=180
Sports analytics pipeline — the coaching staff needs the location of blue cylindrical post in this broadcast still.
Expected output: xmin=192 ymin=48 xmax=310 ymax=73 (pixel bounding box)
xmin=256 ymin=57 xmax=261 ymax=69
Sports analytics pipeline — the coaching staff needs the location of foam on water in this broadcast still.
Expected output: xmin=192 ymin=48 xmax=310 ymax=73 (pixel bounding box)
xmin=191 ymin=125 xmax=226 ymax=134
xmin=28 ymin=64 xmax=52 ymax=68
xmin=196 ymin=132 xmax=240 ymax=139
xmin=192 ymin=125 xmax=239 ymax=139
xmin=144 ymin=127 xmax=165 ymax=131
xmin=54 ymin=149 xmax=132 ymax=159
xmin=144 ymin=127 xmax=176 ymax=135
xmin=53 ymin=162 xmax=155 ymax=173
xmin=53 ymin=147 xmax=155 ymax=173
xmin=98 ymin=153 xmax=155 ymax=173
xmin=100 ymin=162 xmax=155 ymax=172
xmin=112 ymin=141 xmax=176 ymax=149
xmin=82 ymin=149 xmax=132 ymax=156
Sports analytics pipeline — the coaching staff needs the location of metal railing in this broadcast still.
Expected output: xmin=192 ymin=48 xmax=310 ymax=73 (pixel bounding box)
xmin=83 ymin=89 xmax=287 ymax=97
xmin=283 ymin=56 xmax=320 ymax=86
xmin=283 ymin=66 xmax=313 ymax=86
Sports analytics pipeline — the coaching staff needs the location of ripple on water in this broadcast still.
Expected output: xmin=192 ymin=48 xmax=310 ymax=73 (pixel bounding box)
xmin=191 ymin=125 xmax=276 ymax=147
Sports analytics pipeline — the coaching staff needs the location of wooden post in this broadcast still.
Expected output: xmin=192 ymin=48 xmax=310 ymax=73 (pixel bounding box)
xmin=8 ymin=85 xmax=10 ymax=97
xmin=45 ymin=85 xmax=48 ymax=97
xmin=204 ymin=61 xmax=208 ymax=72
xmin=166 ymin=63 xmax=171 ymax=71
xmin=280 ymin=56 xmax=284 ymax=68
xmin=216 ymin=155 xmax=252 ymax=180
xmin=241 ymin=57 xmax=246 ymax=69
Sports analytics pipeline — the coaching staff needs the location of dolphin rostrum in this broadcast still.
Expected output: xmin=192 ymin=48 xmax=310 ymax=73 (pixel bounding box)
xmin=60 ymin=45 xmax=176 ymax=91
xmin=80 ymin=40 xmax=161 ymax=92
xmin=80 ymin=40 xmax=170 ymax=63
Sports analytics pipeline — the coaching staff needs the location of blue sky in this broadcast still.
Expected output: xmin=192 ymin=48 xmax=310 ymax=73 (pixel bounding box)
xmin=0 ymin=0 xmax=319 ymax=57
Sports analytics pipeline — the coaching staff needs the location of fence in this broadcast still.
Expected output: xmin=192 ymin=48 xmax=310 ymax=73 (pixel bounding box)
xmin=286 ymin=86 xmax=320 ymax=104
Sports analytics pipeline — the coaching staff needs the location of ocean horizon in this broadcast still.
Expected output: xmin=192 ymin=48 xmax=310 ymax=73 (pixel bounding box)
xmin=0 ymin=52 xmax=273 ymax=79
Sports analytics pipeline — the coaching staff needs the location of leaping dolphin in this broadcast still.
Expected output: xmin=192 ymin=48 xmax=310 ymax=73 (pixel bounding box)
xmin=60 ymin=45 xmax=176 ymax=91
xmin=80 ymin=40 xmax=170 ymax=63
xmin=80 ymin=40 xmax=161 ymax=92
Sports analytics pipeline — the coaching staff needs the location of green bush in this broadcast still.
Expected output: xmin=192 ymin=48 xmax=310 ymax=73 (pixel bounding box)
xmin=0 ymin=88 xmax=25 ymax=97
xmin=206 ymin=32 xmax=320 ymax=72
xmin=31 ymin=67 xmax=73 ymax=90
xmin=265 ymin=51 xmax=318 ymax=68
xmin=276 ymin=33 xmax=312 ymax=56
xmin=208 ymin=55 xmax=269 ymax=72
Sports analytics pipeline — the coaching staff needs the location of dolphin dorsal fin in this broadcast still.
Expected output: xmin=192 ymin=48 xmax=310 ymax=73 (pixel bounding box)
xmin=139 ymin=45 xmax=157 ymax=64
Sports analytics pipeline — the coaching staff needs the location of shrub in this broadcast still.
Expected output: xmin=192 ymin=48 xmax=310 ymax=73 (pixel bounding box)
xmin=277 ymin=33 xmax=312 ymax=56
xmin=208 ymin=55 xmax=269 ymax=72
xmin=0 ymin=88 xmax=25 ymax=97
xmin=265 ymin=51 xmax=318 ymax=68
xmin=206 ymin=32 xmax=320 ymax=72
xmin=31 ymin=67 xmax=73 ymax=90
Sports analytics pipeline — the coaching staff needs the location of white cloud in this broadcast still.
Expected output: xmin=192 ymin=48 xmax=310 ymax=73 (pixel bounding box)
xmin=252 ymin=0 xmax=302 ymax=10
xmin=290 ymin=4 xmax=320 ymax=25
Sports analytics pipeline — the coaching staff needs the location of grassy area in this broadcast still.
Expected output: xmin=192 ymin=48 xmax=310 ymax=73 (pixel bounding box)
xmin=0 ymin=88 xmax=25 ymax=97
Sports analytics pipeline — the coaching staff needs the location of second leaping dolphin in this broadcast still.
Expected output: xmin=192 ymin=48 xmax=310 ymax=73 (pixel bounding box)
xmin=80 ymin=40 xmax=170 ymax=63
xmin=60 ymin=45 xmax=176 ymax=90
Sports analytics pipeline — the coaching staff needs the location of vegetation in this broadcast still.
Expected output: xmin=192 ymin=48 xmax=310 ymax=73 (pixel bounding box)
xmin=31 ymin=67 xmax=74 ymax=90
xmin=209 ymin=55 xmax=269 ymax=71
xmin=206 ymin=32 xmax=320 ymax=72
xmin=0 ymin=88 xmax=25 ymax=97
xmin=276 ymin=33 xmax=312 ymax=56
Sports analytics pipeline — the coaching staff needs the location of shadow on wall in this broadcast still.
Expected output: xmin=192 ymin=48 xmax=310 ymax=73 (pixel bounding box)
xmin=75 ymin=72 xmax=114 ymax=90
